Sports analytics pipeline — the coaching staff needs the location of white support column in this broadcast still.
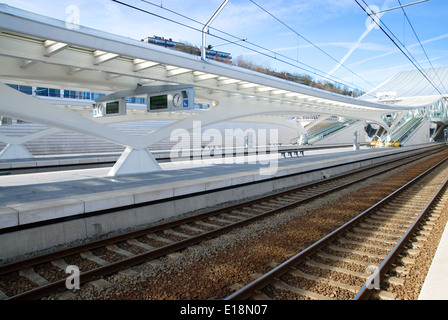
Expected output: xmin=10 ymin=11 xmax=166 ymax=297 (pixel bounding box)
xmin=0 ymin=127 xmax=62 ymax=160
xmin=108 ymin=147 xmax=162 ymax=176
xmin=0 ymin=83 xmax=162 ymax=176
xmin=0 ymin=83 xmax=393 ymax=175
xmin=0 ymin=144 xmax=33 ymax=160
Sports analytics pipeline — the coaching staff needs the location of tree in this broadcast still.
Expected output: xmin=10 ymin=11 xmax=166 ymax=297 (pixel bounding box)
xmin=233 ymin=56 xmax=364 ymax=97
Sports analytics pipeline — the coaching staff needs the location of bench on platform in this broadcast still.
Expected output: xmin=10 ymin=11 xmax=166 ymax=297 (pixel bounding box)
xmin=280 ymin=149 xmax=305 ymax=157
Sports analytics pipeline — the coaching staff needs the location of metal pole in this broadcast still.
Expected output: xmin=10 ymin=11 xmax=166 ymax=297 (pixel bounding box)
xmin=201 ymin=0 xmax=230 ymax=61
xmin=370 ymin=0 xmax=428 ymax=15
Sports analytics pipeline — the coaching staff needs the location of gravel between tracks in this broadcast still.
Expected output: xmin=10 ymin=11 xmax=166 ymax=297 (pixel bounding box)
xmin=41 ymin=157 xmax=447 ymax=301
xmin=17 ymin=153 xmax=442 ymax=301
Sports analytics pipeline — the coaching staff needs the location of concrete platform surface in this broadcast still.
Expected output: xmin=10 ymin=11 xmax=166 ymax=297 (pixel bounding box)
xmin=0 ymin=153 xmax=121 ymax=170
xmin=418 ymin=218 xmax=448 ymax=300
xmin=0 ymin=143 xmax=445 ymax=262
xmin=0 ymin=145 xmax=431 ymax=230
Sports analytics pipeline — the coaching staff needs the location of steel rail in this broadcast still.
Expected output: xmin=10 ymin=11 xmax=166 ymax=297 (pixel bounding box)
xmin=2 ymin=149 xmax=446 ymax=300
xmin=225 ymin=155 xmax=448 ymax=300
xmin=354 ymin=172 xmax=448 ymax=300
xmin=1 ymin=149 xmax=432 ymax=276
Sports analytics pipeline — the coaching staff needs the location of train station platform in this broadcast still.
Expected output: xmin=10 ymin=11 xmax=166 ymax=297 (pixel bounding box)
xmin=0 ymin=153 xmax=121 ymax=174
xmin=0 ymin=144 xmax=443 ymax=262
xmin=418 ymin=217 xmax=448 ymax=300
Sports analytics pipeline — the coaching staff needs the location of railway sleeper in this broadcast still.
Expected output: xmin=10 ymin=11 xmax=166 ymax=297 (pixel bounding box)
xmin=220 ymin=213 xmax=247 ymax=221
xmin=232 ymin=211 xmax=257 ymax=218
xmin=405 ymin=248 xmax=420 ymax=256
xmin=426 ymin=215 xmax=439 ymax=222
xmin=351 ymin=227 xmax=402 ymax=240
xmin=241 ymin=208 xmax=265 ymax=215
xmin=88 ymin=278 xmax=111 ymax=291
xmin=280 ymin=195 xmax=306 ymax=202
xmin=375 ymin=209 xmax=419 ymax=218
xmin=293 ymin=191 xmax=321 ymax=198
xmin=417 ymin=229 xmax=432 ymax=236
xmin=386 ymin=276 xmax=405 ymax=286
xmin=411 ymin=241 xmax=425 ymax=249
xmin=79 ymin=251 xmax=110 ymax=266
xmin=399 ymin=256 xmax=416 ymax=265
xmin=163 ymin=228 xmax=192 ymax=239
xmin=18 ymin=268 xmax=49 ymax=286
xmin=0 ymin=288 xmax=7 ymax=300
xmin=372 ymin=290 xmax=398 ymax=300
xmin=430 ymin=207 xmax=444 ymax=215
xmin=268 ymin=199 xmax=294 ymax=206
xmin=146 ymin=233 xmax=174 ymax=244
xmin=326 ymin=244 xmax=387 ymax=261
xmin=288 ymin=268 xmax=360 ymax=293
xmin=106 ymin=245 xmax=135 ymax=258
xmin=422 ymin=220 xmax=436 ymax=227
xmin=126 ymin=238 xmax=155 ymax=251
xmin=336 ymin=238 xmax=392 ymax=253
xmin=194 ymin=220 xmax=222 ymax=229
xmin=251 ymin=203 xmax=278 ymax=210
xmin=208 ymin=216 xmax=235 ymax=225
xmin=307 ymin=187 xmax=333 ymax=194
xmin=357 ymin=222 xmax=408 ymax=233
xmin=180 ymin=224 xmax=207 ymax=234
xmin=305 ymin=260 xmax=369 ymax=280
xmin=250 ymin=292 xmax=272 ymax=300
xmin=368 ymin=213 xmax=416 ymax=223
xmin=414 ymin=235 xmax=428 ymax=242
xmin=343 ymin=232 xmax=401 ymax=246
xmin=272 ymin=279 xmax=336 ymax=300
xmin=51 ymin=258 xmax=70 ymax=271
xmin=375 ymin=209 xmax=423 ymax=218
xmin=390 ymin=199 xmax=431 ymax=207
xmin=316 ymin=251 xmax=372 ymax=268
xmin=361 ymin=218 xmax=412 ymax=229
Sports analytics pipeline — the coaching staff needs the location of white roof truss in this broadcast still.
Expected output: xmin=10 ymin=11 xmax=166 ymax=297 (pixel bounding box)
xmin=0 ymin=5 xmax=420 ymax=129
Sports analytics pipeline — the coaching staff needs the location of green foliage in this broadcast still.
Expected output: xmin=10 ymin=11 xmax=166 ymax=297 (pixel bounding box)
xmin=167 ymin=39 xmax=364 ymax=97
xmin=173 ymin=42 xmax=201 ymax=56
xmin=234 ymin=56 xmax=364 ymax=97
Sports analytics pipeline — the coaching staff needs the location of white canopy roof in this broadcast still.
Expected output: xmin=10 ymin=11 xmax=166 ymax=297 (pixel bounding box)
xmin=0 ymin=4 xmax=417 ymax=123
xmin=361 ymin=67 xmax=448 ymax=107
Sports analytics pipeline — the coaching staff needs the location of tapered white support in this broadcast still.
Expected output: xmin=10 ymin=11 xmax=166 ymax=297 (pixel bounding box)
xmin=108 ymin=147 xmax=162 ymax=177
xmin=0 ymin=144 xmax=33 ymax=160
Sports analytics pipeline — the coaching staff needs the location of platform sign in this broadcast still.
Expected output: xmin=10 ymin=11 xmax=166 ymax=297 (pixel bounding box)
xmin=93 ymin=99 xmax=126 ymax=117
xmin=149 ymin=95 xmax=169 ymax=111
xmin=0 ymin=116 xmax=12 ymax=126
xmin=147 ymin=88 xmax=195 ymax=112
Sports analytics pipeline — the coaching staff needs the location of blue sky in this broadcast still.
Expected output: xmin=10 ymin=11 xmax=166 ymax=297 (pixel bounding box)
xmin=2 ymin=0 xmax=448 ymax=93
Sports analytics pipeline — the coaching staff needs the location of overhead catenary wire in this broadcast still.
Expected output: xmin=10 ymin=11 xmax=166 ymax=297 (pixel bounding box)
xmin=138 ymin=0 xmax=370 ymax=92
xmin=112 ymin=0 xmax=371 ymax=93
xmin=397 ymin=0 xmax=448 ymax=93
xmin=249 ymin=0 xmax=377 ymax=89
xmin=355 ymin=0 xmax=445 ymax=97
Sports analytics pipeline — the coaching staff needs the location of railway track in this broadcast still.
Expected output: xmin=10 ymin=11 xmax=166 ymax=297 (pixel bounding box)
xmin=226 ymin=152 xmax=448 ymax=300
xmin=0 ymin=148 xmax=447 ymax=300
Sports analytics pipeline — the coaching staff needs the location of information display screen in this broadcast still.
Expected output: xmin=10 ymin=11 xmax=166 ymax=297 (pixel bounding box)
xmin=106 ymin=101 xmax=120 ymax=114
xmin=150 ymin=95 xmax=168 ymax=110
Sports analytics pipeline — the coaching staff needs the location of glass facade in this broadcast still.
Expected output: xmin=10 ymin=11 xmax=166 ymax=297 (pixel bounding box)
xmin=6 ymin=84 xmax=146 ymax=104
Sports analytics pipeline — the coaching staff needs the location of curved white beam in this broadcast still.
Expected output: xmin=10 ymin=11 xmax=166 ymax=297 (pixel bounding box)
xmin=0 ymin=127 xmax=63 ymax=160
xmin=0 ymin=5 xmax=417 ymax=113
xmin=0 ymin=84 xmax=140 ymax=149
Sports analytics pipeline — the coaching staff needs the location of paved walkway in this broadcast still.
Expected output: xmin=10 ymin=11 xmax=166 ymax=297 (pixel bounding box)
xmin=418 ymin=218 xmax=448 ymax=300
